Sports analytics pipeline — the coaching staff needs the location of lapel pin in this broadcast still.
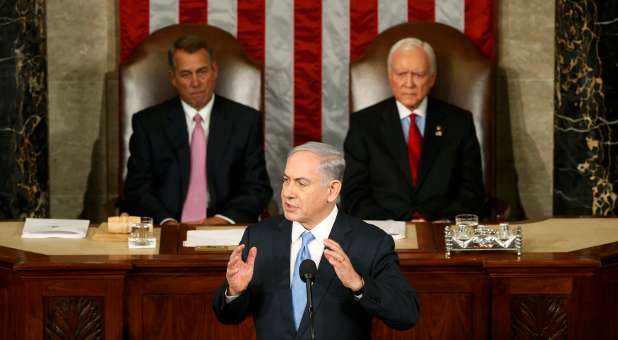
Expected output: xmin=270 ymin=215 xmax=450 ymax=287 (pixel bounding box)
xmin=435 ymin=125 xmax=443 ymax=136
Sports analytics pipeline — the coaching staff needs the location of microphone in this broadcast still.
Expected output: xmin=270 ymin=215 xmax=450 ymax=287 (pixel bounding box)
xmin=299 ymin=259 xmax=317 ymax=340
xmin=300 ymin=259 xmax=317 ymax=283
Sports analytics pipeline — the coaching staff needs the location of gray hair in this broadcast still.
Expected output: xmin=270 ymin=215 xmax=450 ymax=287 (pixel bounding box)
xmin=288 ymin=142 xmax=345 ymax=184
xmin=387 ymin=37 xmax=437 ymax=75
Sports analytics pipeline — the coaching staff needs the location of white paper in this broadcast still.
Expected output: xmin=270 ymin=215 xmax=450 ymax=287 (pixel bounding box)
xmin=22 ymin=218 xmax=90 ymax=239
xmin=365 ymin=220 xmax=407 ymax=240
xmin=183 ymin=228 xmax=246 ymax=247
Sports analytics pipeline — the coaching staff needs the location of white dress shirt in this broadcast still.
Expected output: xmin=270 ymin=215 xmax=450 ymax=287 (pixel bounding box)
xmin=289 ymin=205 xmax=338 ymax=285
xmin=225 ymin=205 xmax=339 ymax=302
xmin=161 ymin=96 xmax=234 ymax=225
xmin=181 ymin=98 xmax=213 ymax=144
xmin=396 ymin=96 xmax=427 ymax=141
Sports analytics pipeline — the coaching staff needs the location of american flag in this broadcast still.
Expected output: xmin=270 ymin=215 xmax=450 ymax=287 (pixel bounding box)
xmin=119 ymin=0 xmax=494 ymax=201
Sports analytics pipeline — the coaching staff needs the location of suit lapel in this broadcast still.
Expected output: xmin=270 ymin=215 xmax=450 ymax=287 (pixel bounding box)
xmin=206 ymin=95 xmax=232 ymax=204
xmin=380 ymin=98 xmax=413 ymax=190
xmin=417 ymin=97 xmax=445 ymax=189
xmin=297 ymin=211 xmax=353 ymax=336
xmin=273 ymin=219 xmax=296 ymax=332
xmin=165 ymin=98 xmax=191 ymax=199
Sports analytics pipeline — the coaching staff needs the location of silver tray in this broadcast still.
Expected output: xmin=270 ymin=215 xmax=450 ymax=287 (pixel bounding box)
xmin=444 ymin=223 xmax=522 ymax=257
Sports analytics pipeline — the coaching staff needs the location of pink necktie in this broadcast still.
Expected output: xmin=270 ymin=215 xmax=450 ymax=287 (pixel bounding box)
xmin=181 ymin=114 xmax=208 ymax=222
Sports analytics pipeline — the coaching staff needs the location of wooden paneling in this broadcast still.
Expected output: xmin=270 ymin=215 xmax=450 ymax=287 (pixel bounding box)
xmin=601 ymin=268 xmax=618 ymax=339
xmin=44 ymin=296 xmax=104 ymax=340
xmin=0 ymin=222 xmax=616 ymax=339
xmin=0 ymin=269 xmax=9 ymax=340
xmin=143 ymin=294 xmax=208 ymax=339
xmin=19 ymin=274 xmax=125 ymax=340
xmin=511 ymin=295 xmax=568 ymax=339
xmin=127 ymin=274 xmax=255 ymax=340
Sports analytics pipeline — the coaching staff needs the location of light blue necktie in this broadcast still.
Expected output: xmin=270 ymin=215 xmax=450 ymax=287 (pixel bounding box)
xmin=292 ymin=231 xmax=315 ymax=329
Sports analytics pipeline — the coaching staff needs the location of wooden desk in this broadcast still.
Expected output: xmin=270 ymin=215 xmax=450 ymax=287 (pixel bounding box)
xmin=1 ymin=219 xmax=617 ymax=339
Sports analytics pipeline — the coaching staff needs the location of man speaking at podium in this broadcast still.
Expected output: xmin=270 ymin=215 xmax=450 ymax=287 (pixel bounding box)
xmin=213 ymin=142 xmax=419 ymax=340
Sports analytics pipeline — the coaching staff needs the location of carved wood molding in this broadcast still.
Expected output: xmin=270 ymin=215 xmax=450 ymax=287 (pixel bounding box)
xmin=511 ymin=295 xmax=568 ymax=339
xmin=44 ymin=296 xmax=104 ymax=340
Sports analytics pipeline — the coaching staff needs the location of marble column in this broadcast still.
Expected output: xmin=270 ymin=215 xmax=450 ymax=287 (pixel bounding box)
xmin=554 ymin=0 xmax=618 ymax=215
xmin=0 ymin=0 xmax=48 ymax=218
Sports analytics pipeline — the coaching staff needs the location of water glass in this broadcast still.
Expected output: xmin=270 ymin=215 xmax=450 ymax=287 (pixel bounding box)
xmin=455 ymin=214 xmax=478 ymax=228
xmin=128 ymin=217 xmax=155 ymax=248
xmin=455 ymin=214 xmax=478 ymax=238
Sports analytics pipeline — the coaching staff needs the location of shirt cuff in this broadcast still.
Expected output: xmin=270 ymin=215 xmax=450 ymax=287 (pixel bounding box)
xmin=352 ymin=277 xmax=365 ymax=299
xmin=224 ymin=288 xmax=240 ymax=304
xmin=160 ymin=217 xmax=178 ymax=225
xmin=215 ymin=214 xmax=236 ymax=224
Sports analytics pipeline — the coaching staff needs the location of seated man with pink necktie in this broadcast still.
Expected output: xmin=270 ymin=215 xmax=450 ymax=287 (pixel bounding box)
xmin=342 ymin=38 xmax=485 ymax=222
xmin=122 ymin=35 xmax=272 ymax=225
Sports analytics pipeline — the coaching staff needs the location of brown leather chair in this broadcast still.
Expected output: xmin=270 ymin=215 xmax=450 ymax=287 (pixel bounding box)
xmin=350 ymin=22 xmax=502 ymax=218
xmin=118 ymin=24 xmax=262 ymax=188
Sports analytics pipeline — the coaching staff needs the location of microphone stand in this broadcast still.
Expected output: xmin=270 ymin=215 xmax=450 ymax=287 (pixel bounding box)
xmin=300 ymin=259 xmax=317 ymax=340
xmin=305 ymin=279 xmax=316 ymax=340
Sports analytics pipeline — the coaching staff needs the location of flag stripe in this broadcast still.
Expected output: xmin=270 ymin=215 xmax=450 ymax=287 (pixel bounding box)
xmin=378 ymin=0 xmax=408 ymax=33
xmin=208 ymin=0 xmax=236 ymax=36
xmin=150 ymin=0 xmax=178 ymax=32
xmin=408 ymin=0 xmax=435 ymax=22
xmin=293 ymin=0 xmax=322 ymax=145
xmin=237 ymin=0 xmax=266 ymax=64
xmin=179 ymin=0 xmax=207 ymax=24
xmin=436 ymin=0 xmax=464 ymax=32
xmin=465 ymin=0 xmax=494 ymax=59
xmin=264 ymin=0 xmax=294 ymax=203
xmin=237 ymin=0 xmax=266 ymax=147
xmin=350 ymin=0 xmax=378 ymax=61
xmin=322 ymin=0 xmax=349 ymax=148
xmin=120 ymin=0 xmax=150 ymax=61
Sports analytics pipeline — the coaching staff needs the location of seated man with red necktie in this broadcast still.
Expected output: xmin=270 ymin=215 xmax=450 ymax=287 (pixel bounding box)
xmin=342 ymin=38 xmax=485 ymax=222
xmin=122 ymin=35 xmax=272 ymax=225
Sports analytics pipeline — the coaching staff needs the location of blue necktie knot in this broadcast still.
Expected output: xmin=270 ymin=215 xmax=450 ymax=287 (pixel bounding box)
xmin=301 ymin=230 xmax=315 ymax=247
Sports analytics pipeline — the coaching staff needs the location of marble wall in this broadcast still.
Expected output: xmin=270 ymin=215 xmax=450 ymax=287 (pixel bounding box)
xmin=0 ymin=0 xmax=48 ymax=218
xmin=47 ymin=0 xmax=117 ymax=222
xmin=495 ymin=0 xmax=556 ymax=219
xmin=554 ymin=0 xmax=618 ymax=215
xmin=46 ymin=2 xmax=557 ymax=221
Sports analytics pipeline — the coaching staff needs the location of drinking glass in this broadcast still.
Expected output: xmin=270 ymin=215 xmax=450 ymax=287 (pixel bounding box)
xmin=455 ymin=214 xmax=478 ymax=239
xmin=128 ymin=217 xmax=155 ymax=248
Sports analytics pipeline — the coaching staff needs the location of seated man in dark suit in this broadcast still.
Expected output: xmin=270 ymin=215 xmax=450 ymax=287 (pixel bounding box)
xmin=342 ymin=38 xmax=486 ymax=222
xmin=123 ymin=35 xmax=272 ymax=225
xmin=213 ymin=142 xmax=419 ymax=340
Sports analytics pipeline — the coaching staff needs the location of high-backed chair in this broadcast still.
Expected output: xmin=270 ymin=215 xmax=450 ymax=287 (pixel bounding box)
xmin=119 ymin=24 xmax=262 ymax=189
xmin=350 ymin=22 xmax=500 ymax=217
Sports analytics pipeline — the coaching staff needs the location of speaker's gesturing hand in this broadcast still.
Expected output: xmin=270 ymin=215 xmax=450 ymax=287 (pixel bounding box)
xmin=226 ymin=244 xmax=257 ymax=296
xmin=323 ymin=239 xmax=363 ymax=292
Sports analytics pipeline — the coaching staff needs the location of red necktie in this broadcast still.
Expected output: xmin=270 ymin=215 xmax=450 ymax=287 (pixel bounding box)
xmin=407 ymin=114 xmax=422 ymax=186
xmin=181 ymin=114 xmax=208 ymax=222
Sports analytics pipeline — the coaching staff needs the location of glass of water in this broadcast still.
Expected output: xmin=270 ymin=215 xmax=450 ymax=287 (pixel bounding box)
xmin=455 ymin=214 xmax=478 ymax=239
xmin=128 ymin=217 xmax=155 ymax=248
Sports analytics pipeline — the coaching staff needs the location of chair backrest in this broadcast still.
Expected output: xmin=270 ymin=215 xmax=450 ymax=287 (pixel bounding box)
xmin=350 ymin=22 xmax=495 ymax=195
xmin=119 ymin=24 xmax=262 ymax=183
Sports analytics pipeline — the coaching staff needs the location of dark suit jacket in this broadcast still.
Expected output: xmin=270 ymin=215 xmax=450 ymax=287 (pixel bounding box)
xmin=342 ymin=96 xmax=485 ymax=221
xmin=122 ymin=95 xmax=273 ymax=223
xmin=213 ymin=211 xmax=419 ymax=340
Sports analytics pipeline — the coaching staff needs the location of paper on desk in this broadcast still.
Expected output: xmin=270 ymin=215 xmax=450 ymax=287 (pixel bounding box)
xmin=365 ymin=220 xmax=406 ymax=240
xmin=183 ymin=228 xmax=246 ymax=247
xmin=22 ymin=218 xmax=90 ymax=239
